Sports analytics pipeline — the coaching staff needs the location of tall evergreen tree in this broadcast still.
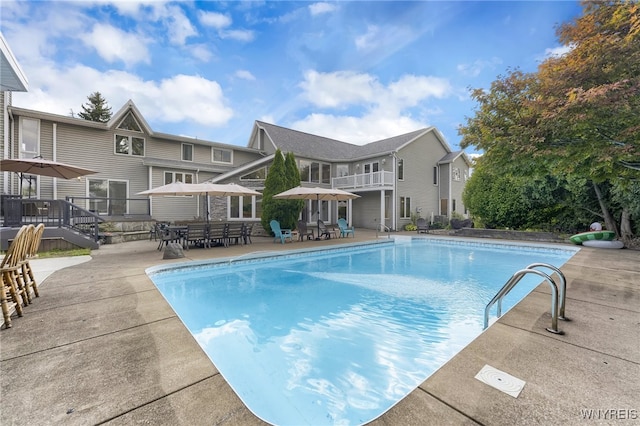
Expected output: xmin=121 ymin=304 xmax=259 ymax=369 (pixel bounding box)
xmin=78 ymin=91 xmax=112 ymax=123
xmin=261 ymin=150 xmax=289 ymax=234
xmin=283 ymin=152 xmax=304 ymax=229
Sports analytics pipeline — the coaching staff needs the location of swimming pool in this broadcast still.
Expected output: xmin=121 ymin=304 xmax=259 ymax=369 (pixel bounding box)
xmin=147 ymin=238 xmax=578 ymax=425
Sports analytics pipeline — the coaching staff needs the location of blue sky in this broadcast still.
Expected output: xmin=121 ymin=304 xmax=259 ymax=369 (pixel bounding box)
xmin=1 ymin=1 xmax=583 ymax=153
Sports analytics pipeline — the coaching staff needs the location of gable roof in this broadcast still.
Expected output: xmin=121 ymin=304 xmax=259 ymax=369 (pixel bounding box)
xmin=1 ymin=32 xmax=28 ymax=92
xmin=254 ymin=121 xmax=452 ymax=162
xmin=438 ymin=150 xmax=473 ymax=167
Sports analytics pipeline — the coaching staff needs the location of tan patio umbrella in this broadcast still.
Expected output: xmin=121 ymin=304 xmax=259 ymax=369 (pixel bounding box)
xmin=1 ymin=157 xmax=98 ymax=197
xmin=137 ymin=182 xmax=260 ymax=221
xmin=1 ymin=157 xmax=98 ymax=179
xmin=273 ymin=186 xmax=360 ymax=238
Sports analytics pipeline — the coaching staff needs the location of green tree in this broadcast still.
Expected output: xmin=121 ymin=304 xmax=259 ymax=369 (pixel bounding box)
xmin=78 ymin=91 xmax=112 ymax=123
xmin=261 ymin=150 xmax=302 ymax=233
xmin=460 ymin=1 xmax=639 ymax=242
xmin=283 ymin=152 xmax=304 ymax=228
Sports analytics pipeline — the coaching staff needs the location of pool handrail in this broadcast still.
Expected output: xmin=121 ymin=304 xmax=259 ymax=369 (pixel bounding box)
xmin=484 ymin=266 xmax=563 ymax=334
xmin=525 ymin=263 xmax=568 ymax=320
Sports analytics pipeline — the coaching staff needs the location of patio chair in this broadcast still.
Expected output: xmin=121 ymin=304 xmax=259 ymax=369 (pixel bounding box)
xmin=297 ymin=220 xmax=315 ymax=241
xmin=317 ymin=220 xmax=337 ymax=240
xmin=337 ymin=218 xmax=355 ymax=238
xmin=184 ymin=223 xmax=209 ymax=249
xmin=416 ymin=218 xmax=429 ymax=234
xmin=20 ymin=223 xmax=45 ymax=303
xmin=208 ymin=222 xmax=228 ymax=247
xmin=1 ymin=225 xmax=31 ymax=327
xmin=270 ymin=220 xmax=293 ymax=244
xmin=225 ymin=222 xmax=245 ymax=246
xmin=242 ymin=223 xmax=254 ymax=244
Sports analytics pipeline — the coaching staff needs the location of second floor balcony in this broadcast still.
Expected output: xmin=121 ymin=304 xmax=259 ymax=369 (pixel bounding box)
xmin=332 ymin=171 xmax=394 ymax=190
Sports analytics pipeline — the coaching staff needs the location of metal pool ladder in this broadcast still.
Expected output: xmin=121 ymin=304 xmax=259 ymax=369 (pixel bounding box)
xmin=484 ymin=263 xmax=568 ymax=334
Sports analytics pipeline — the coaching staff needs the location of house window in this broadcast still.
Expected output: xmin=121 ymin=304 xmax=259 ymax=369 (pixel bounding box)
xmin=452 ymin=199 xmax=457 ymax=212
xmin=397 ymin=159 xmax=404 ymax=181
xmin=88 ymin=179 xmax=128 ymax=215
xmin=182 ymin=143 xmax=193 ymax=162
xmin=464 ymin=170 xmax=468 ymax=181
xmin=453 ymin=167 xmax=461 ymax=181
xmin=400 ymin=196 xmax=411 ymax=219
xmin=336 ymin=164 xmax=349 ymax=177
xmin=164 ymin=172 xmax=193 ymax=184
xmin=241 ymin=167 xmax=266 ymax=180
xmin=20 ymin=118 xmax=39 ymax=158
xmin=116 ymin=112 xmax=142 ymax=132
xmin=212 ymin=148 xmax=232 ymax=164
xmin=229 ymin=194 xmax=261 ymax=219
xmin=299 ymin=160 xmax=330 ymax=183
xmin=115 ymin=134 xmax=145 ymax=156
xmin=433 ymin=166 xmax=438 ymax=185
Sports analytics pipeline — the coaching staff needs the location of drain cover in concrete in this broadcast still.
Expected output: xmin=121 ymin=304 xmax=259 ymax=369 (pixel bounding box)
xmin=475 ymin=365 xmax=525 ymax=398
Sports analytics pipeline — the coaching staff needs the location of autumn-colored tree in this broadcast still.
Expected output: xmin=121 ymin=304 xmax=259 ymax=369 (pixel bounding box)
xmin=78 ymin=92 xmax=112 ymax=123
xmin=460 ymin=1 xmax=639 ymax=241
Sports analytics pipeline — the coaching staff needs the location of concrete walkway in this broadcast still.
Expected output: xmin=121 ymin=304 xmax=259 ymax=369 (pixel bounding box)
xmin=1 ymin=231 xmax=638 ymax=425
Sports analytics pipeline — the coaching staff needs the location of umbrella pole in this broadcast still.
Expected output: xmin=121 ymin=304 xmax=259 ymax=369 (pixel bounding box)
xmin=316 ymin=195 xmax=321 ymax=240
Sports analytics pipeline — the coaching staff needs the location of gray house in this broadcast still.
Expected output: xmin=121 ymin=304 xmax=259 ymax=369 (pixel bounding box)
xmin=2 ymin=98 xmax=470 ymax=232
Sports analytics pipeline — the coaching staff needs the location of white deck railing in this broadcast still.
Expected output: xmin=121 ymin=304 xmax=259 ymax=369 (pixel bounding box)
xmin=332 ymin=171 xmax=394 ymax=189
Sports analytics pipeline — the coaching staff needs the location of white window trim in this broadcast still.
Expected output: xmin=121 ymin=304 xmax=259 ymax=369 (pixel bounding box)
xmin=212 ymin=147 xmax=233 ymax=164
xmin=114 ymin=134 xmax=145 ymax=156
xmin=19 ymin=117 xmax=40 ymax=158
xmin=182 ymin=143 xmax=194 ymax=162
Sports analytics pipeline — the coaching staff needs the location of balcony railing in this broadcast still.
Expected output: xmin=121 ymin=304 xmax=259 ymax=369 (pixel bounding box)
xmin=332 ymin=171 xmax=394 ymax=189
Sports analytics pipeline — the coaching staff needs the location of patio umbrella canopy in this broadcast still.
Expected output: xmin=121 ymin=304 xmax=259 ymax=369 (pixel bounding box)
xmin=137 ymin=182 xmax=260 ymax=221
xmin=273 ymin=186 xmax=360 ymax=239
xmin=1 ymin=157 xmax=97 ymax=179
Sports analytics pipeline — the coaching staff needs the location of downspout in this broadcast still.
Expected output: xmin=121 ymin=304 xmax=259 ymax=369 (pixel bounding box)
xmin=3 ymin=94 xmax=9 ymax=194
xmin=448 ymin=163 xmax=452 ymax=218
xmin=52 ymin=123 xmax=57 ymax=199
xmin=391 ymin=151 xmax=397 ymax=231
xmin=147 ymin=166 xmax=153 ymax=216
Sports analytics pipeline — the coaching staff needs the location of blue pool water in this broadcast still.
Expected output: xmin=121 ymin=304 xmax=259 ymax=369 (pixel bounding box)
xmin=147 ymin=238 xmax=577 ymax=425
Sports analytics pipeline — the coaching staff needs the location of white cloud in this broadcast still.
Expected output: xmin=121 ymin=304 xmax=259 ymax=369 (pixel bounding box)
xmin=235 ymin=70 xmax=256 ymax=81
xmin=457 ymin=57 xmax=503 ymax=77
xmin=165 ymin=5 xmax=197 ymax=45
xmin=543 ymin=44 xmax=574 ymax=59
xmin=13 ymin=64 xmax=233 ymax=128
xmin=291 ymin=70 xmax=454 ymax=145
xmin=290 ymin=111 xmax=425 ymax=146
xmin=219 ymin=29 xmax=255 ymax=42
xmin=299 ymin=70 xmax=379 ymax=108
xmin=309 ymin=2 xmax=337 ymax=16
xmin=199 ymin=11 xmax=232 ymax=29
xmin=189 ymin=44 xmax=214 ymax=62
xmin=355 ymin=25 xmax=380 ymax=51
xmin=82 ymin=23 xmax=150 ymax=66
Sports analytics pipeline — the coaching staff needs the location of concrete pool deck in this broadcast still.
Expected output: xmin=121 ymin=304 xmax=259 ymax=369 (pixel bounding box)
xmin=1 ymin=231 xmax=638 ymax=425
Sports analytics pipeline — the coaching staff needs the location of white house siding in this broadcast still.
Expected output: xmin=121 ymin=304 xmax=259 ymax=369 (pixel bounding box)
xmin=450 ymin=155 xmax=469 ymax=217
xmin=438 ymin=164 xmax=450 ymax=216
xmin=351 ymin=192 xmax=386 ymax=229
xmin=396 ymin=132 xmax=449 ymax=228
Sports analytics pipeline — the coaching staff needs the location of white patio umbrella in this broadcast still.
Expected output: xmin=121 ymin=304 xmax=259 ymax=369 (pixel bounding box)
xmin=273 ymin=186 xmax=360 ymax=238
xmin=137 ymin=182 xmax=260 ymax=221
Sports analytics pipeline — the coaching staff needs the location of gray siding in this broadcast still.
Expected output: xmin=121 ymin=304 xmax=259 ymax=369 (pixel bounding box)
xmin=396 ymin=132 xmax=448 ymax=226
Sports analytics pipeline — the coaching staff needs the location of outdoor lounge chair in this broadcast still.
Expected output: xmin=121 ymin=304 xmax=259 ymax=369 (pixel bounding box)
xmin=416 ymin=218 xmax=429 ymax=234
xmin=337 ymin=218 xmax=355 ymax=238
xmin=317 ymin=220 xmax=337 ymax=239
xmin=297 ymin=220 xmax=315 ymax=241
xmin=270 ymin=220 xmax=293 ymax=244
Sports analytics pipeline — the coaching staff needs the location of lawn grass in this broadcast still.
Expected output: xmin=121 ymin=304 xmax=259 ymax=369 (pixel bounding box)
xmin=36 ymin=248 xmax=92 ymax=258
